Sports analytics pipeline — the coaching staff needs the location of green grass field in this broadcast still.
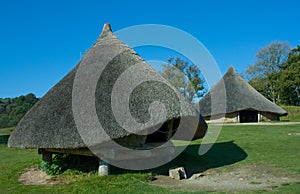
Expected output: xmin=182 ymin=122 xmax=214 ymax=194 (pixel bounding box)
xmin=1 ymin=124 xmax=300 ymax=193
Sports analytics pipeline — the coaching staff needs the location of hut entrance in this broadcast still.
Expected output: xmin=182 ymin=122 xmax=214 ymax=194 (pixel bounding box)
xmin=239 ymin=110 xmax=258 ymax=123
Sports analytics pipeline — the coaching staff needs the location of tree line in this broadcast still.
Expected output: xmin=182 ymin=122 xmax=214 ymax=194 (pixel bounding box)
xmin=246 ymin=42 xmax=300 ymax=106
xmin=0 ymin=93 xmax=39 ymax=128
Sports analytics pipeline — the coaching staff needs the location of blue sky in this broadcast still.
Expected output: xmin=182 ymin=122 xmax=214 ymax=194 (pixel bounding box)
xmin=0 ymin=0 xmax=299 ymax=98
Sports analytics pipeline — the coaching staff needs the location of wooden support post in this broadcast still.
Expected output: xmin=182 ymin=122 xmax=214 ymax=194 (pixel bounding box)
xmin=166 ymin=120 xmax=174 ymax=141
xmin=42 ymin=152 xmax=52 ymax=164
xmin=98 ymin=160 xmax=109 ymax=176
xmin=38 ymin=149 xmax=52 ymax=164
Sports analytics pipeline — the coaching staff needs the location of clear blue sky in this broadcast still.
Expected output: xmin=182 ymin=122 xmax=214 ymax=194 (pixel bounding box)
xmin=0 ymin=0 xmax=299 ymax=98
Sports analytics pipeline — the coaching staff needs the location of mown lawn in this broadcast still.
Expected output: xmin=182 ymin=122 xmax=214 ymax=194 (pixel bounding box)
xmin=0 ymin=124 xmax=299 ymax=193
xmin=0 ymin=145 xmax=173 ymax=194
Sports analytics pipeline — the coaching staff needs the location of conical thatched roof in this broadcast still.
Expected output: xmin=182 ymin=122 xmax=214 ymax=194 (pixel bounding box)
xmin=8 ymin=24 xmax=207 ymax=149
xmin=198 ymin=66 xmax=287 ymax=117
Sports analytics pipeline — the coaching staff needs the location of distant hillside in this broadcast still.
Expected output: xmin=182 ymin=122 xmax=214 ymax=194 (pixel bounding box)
xmin=0 ymin=94 xmax=39 ymax=128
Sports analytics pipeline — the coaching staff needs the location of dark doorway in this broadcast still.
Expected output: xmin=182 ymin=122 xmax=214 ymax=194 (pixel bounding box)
xmin=145 ymin=121 xmax=168 ymax=143
xmin=145 ymin=118 xmax=180 ymax=143
xmin=239 ymin=110 xmax=258 ymax=123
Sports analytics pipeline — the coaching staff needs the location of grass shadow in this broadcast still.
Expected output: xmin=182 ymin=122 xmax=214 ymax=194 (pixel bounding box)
xmin=151 ymin=140 xmax=248 ymax=177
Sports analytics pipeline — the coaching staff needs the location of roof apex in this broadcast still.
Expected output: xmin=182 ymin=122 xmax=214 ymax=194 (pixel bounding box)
xmin=97 ymin=23 xmax=113 ymax=41
xmin=102 ymin=23 xmax=112 ymax=33
xmin=227 ymin=66 xmax=236 ymax=73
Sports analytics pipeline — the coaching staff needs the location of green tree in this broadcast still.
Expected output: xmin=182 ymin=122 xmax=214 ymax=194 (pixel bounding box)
xmin=161 ymin=57 xmax=206 ymax=103
xmin=0 ymin=93 xmax=39 ymax=128
xmin=246 ymin=41 xmax=290 ymax=103
xmin=277 ymin=46 xmax=300 ymax=105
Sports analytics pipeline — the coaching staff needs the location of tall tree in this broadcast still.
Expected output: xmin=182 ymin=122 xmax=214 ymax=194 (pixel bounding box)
xmin=277 ymin=46 xmax=300 ymax=105
xmin=161 ymin=57 xmax=206 ymax=103
xmin=246 ymin=41 xmax=290 ymax=103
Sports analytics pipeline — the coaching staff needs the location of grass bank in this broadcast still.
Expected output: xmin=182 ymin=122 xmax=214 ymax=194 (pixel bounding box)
xmin=281 ymin=106 xmax=300 ymax=122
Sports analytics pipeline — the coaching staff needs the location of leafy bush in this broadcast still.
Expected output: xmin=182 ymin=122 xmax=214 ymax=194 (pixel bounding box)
xmin=38 ymin=161 xmax=63 ymax=176
xmin=38 ymin=154 xmax=98 ymax=176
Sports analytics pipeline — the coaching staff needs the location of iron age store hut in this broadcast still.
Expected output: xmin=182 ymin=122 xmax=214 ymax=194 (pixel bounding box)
xmin=198 ymin=67 xmax=287 ymax=123
xmin=8 ymin=24 xmax=207 ymax=173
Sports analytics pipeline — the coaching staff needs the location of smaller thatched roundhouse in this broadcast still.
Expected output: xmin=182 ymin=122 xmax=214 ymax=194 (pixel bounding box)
xmin=198 ymin=67 xmax=287 ymax=123
xmin=8 ymin=24 xmax=207 ymax=172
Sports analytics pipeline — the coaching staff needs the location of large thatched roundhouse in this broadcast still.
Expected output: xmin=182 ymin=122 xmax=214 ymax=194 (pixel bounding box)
xmin=8 ymin=24 xmax=207 ymax=172
xmin=198 ymin=67 xmax=287 ymax=123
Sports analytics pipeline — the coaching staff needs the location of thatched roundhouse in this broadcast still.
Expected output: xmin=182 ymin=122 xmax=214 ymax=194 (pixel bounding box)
xmin=8 ymin=24 xmax=207 ymax=171
xmin=198 ymin=67 xmax=287 ymax=123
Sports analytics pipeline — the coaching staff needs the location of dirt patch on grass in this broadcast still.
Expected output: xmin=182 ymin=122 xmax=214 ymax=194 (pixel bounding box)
xmin=19 ymin=167 xmax=64 ymax=186
xmin=19 ymin=164 xmax=298 ymax=191
xmin=152 ymin=165 xmax=298 ymax=192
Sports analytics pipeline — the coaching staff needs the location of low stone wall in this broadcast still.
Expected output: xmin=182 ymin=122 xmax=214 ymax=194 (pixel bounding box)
xmin=260 ymin=112 xmax=279 ymax=121
xmin=204 ymin=112 xmax=238 ymax=123
xmin=204 ymin=111 xmax=281 ymax=123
